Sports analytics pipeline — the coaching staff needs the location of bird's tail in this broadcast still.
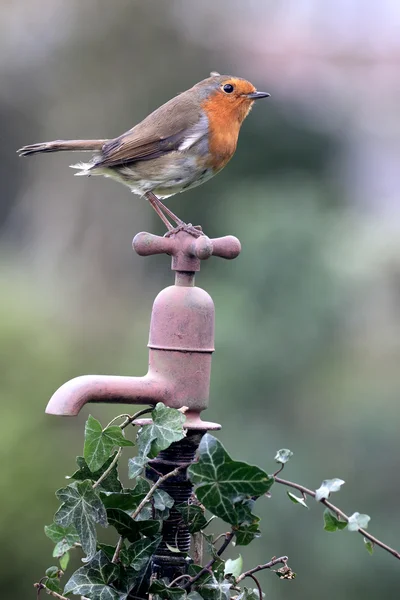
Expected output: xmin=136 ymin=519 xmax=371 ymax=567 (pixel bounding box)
xmin=17 ymin=139 xmax=107 ymax=157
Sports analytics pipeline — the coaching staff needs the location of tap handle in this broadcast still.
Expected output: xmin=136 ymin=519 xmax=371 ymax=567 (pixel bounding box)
xmin=133 ymin=231 xmax=241 ymax=271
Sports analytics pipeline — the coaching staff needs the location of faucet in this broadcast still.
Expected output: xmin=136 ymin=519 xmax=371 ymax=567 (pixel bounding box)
xmin=46 ymin=230 xmax=241 ymax=430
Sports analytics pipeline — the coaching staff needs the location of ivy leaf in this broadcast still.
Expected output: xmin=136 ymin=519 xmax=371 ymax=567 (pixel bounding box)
xmin=55 ymin=481 xmax=108 ymax=561
xmin=106 ymin=508 xmax=161 ymax=541
xmin=274 ymin=449 xmax=293 ymax=464
xmin=364 ymin=537 xmax=374 ymax=555
xmin=69 ymin=454 xmax=122 ymax=492
xmin=234 ymin=521 xmax=261 ymax=546
xmin=46 ymin=566 xmax=61 ymax=578
xmin=127 ymin=536 xmax=161 ymax=571
xmin=197 ymin=575 xmax=232 ymax=600
xmin=188 ymin=593 xmax=205 ymax=600
xmin=45 ymin=578 xmax=62 ymax=594
xmin=136 ymin=403 xmax=186 ymax=460
xmin=45 ymin=523 xmax=80 ymax=557
xmin=323 ymin=509 xmax=347 ymax=532
xmin=84 ymin=415 xmax=134 ymax=472
xmin=128 ymin=456 xmax=148 ymax=479
xmin=287 ymin=491 xmax=308 ymax=508
xmin=236 ymin=588 xmax=262 ymax=600
xmin=224 ymin=555 xmax=243 ymax=578
xmin=176 ymin=504 xmax=208 ymax=534
xmin=153 ymin=489 xmax=174 ymax=511
xmin=347 ymin=512 xmax=371 ymax=532
xmin=64 ymin=550 xmax=119 ymax=600
xmin=188 ymin=434 xmax=273 ymax=526
xmin=149 ymin=578 xmax=187 ymax=599
xmin=315 ymin=478 xmax=345 ymax=501
xmin=59 ymin=552 xmax=70 ymax=571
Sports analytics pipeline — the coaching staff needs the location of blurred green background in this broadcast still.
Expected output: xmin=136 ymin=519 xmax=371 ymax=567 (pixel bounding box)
xmin=1 ymin=0 xmax=399 ymax=597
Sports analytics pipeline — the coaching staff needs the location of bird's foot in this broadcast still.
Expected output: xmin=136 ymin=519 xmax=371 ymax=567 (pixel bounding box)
xmin=164 ymin=223 xmax=204 ymax=238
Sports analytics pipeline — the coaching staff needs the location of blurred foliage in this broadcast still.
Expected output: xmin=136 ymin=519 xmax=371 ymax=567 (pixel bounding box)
xmin=0 ymin=1 xmax=399 ymax=599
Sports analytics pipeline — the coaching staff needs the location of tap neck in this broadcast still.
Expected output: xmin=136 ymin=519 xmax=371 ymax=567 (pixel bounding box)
xmin=175 ymin=271 xmax=195 ymax=287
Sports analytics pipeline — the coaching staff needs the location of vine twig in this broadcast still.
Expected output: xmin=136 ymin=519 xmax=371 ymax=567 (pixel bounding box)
xmin=275 ymin=476 xmax=400 ymax=560
xmin=247 ymin=574 xmax=263 ymax=599
xmin=180 ymin=530 xmax=235 ymax=590
xmin=34 ymin=582 xmax=69 ymax=600
xmin=121 ymin=407 xmax=154 ymax=430
xmin=112 ymin=464 xmax=189 ymax=564
xmin=112 ymin=536 xmax=125 ymax=564
xmin=92 ymin=448 xmax=122 ymax=489
xmin=236 ymin=556 xmax=289 ymax=582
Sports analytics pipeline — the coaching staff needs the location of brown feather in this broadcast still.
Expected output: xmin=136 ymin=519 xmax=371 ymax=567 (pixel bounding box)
xmin=96 ymin=90 xmax=203 ymax=168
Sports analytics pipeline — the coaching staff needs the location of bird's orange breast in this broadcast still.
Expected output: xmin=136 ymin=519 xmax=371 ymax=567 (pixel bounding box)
xmin=201 ymin=93 xmax=247 ymax=173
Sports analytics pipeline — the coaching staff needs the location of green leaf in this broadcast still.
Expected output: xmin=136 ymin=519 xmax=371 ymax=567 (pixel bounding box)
xmin=153 ymin=489 xmax=174 ymax=511
xmin=274 ymin=449 xmax=293 ymax=464
xmin=136 ymin=403 xmax=186 ymax=460
xmin=59 ymin=552 xmax=70 ymax=571
xmin=197 ymin=575 xmax=231 ymax=600
xmin=84 ymin=415 xmax=134 ymax=472
xmin=69 ymin=454 xmax=122 ymax=492
xmin=46 ymin=566 xmax=61 ymax=578
xmin=224 ymin=555 xmax=243 ymax=578
xmin=127 ymin=536 xmax=161 ymax=570
xmin=106 ymin=508 xmax=161 ymax=541
xmin=364 ymin=537 xmax=374 ymax=555
xmin=176 ymin=504 xmax=208 ymax=533
xmin=55 ymin=480 xmax=108 ymax=561
xmin=347 ymin=512 xmax=370 ymax=532
xmin=315 ymin=478 xmax=345 ymax=501
xmin=128 ymin=455 xmax=148 ymax=479
xmin=188 ymin=434 xmax=273 ymax=526
xmin=45 ymin=523 xmax=80 ymax=557
xmin=234 ymin=521 xmax=261 ymax=546
xmin=64 ymin=550 xmax=119 ymax=600
xmin=188 ymin=593 xmax=205 ymax=600
xmin=149 ymin=578 xmax=187 ymax=599
xmin=323 ymin=509 xmax=347 ymax=532
xmin=287 ymin=491 xmax=308 ymax=508
xmin=236 ymin=588 xmax=262 ymax=600
xmin=45 ymin=578 xmax=62 ymax=594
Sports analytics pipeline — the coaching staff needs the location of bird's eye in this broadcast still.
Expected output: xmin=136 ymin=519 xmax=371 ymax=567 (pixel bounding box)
xmin=222 ymin=83 xmax=234 ymax=94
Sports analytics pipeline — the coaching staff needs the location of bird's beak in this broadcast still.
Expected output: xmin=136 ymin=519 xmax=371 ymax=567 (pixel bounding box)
xmin=246 ymin=91 xmax=270 ymax=100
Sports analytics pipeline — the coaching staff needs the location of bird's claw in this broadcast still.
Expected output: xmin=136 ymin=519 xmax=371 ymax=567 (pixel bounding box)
xmin=164 ymin=223 xmax=204 ymax=238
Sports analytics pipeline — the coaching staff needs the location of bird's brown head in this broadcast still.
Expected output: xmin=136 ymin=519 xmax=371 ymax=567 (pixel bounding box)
xmin=194 ymin=73 xmax=270 ymax=126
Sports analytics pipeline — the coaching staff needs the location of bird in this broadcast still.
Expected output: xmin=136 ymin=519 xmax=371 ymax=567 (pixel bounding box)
xmin=17 ymin=72 xmax=270 ymax=234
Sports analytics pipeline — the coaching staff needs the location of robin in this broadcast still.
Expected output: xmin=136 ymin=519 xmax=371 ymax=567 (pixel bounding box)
xmin=17 ymin=72 xmax=270 ymax=234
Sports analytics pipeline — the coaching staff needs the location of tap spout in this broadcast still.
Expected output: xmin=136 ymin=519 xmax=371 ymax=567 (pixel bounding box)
xmin=45 ymin=374 xmax=172 ymax=416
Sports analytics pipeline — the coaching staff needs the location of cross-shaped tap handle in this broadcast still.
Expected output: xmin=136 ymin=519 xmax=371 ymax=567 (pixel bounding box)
xmin=133 ymin=231 xmax=241 ymax=272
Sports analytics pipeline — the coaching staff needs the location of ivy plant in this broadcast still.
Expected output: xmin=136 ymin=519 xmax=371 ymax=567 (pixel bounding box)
xmin=35 ymin=403 xmax=400 ymax=600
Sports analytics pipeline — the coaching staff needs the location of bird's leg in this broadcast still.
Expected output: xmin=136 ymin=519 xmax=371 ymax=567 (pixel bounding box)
xmin=145 ymin=192 xmax=174 ymax=230
xmin=145 ymin=192 xmax=204 ymax=238
xmin=146 ymin=192 xmax=184 ymax=226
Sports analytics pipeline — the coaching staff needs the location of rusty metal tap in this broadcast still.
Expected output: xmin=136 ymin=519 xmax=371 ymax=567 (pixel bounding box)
xmin=46 ymin=230 xmax=241 ymax=429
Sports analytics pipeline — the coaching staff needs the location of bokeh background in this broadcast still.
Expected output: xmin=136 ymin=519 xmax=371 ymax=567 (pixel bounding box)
xmin=1 ymin=0 xmax=399 ymax=597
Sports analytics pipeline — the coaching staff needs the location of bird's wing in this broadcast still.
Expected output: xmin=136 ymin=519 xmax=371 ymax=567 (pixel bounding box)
xmin=95 ymin=91 xmax=206 ymax=169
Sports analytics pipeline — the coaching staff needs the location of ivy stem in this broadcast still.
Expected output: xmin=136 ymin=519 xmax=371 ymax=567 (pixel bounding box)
xmin=112 ymin=536 xmax=125 ymax=564
xmin=120 ymin=407 xmax=154 ymax=430
xmin=112 ymin=464 xmax=188 ymax=564
xmin=92 ymin=448 xmax=122 ymax=489
xmin=247 ymin=574 xmax=263 ymax=599
xmin=180 ymin=530 xmax=235 ymax=590
xmin=34 ymin=582 xmax=69 ymax=600
xmin=273 ymin=463 xmax=285 ymax=477
xmin=105 ymin=413 xmax=131 ymax=428
xmin=130 ymin=465 xmax=187 ymax=520
xmin=236 ymin=556 xmax=288 ymax=582
xmin=275 ymin=476 xmax=400 ymax=560
xmin=167 ymin=573 xmax=192 ymax=588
